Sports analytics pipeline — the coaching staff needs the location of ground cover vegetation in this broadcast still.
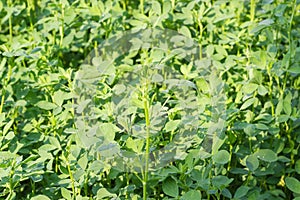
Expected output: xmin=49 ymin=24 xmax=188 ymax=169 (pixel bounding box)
xmin=0 ymin=0 xmax=300 ymax=199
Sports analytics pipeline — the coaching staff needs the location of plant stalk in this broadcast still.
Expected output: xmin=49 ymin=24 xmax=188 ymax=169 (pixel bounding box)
xmin=8 ymin=0 xmax=13 ymax=44
xmin=140 ymin=0 xmax=144 ymax=14
xmin=143 ymin=88 xmax=151 ymax=200
xmin=250 ymin=0 xmax=255 ymax=22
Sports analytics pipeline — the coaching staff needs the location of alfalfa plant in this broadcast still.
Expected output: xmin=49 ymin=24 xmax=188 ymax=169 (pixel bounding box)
xmin=73 ymin=27 xmax=226 ymax=199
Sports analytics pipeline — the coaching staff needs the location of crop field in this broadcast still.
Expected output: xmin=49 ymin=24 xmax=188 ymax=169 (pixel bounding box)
xmin=0 ymin=0 xmax=300 ymax=199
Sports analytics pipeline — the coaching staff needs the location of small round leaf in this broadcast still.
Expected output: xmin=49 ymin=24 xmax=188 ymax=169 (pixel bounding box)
xmin=246 ymin=154 xmax=259 ymax=171
xmin=212 ymin=150 xmax=230 ymax=164
xmin=285 ymin=177 xmax=300 ymax=194
xmin=255 ymin=149 xmax=277 ymax=162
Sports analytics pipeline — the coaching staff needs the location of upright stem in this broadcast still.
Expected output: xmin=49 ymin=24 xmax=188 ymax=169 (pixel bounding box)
xmin=140 ymin=0 xmax=144 ymax=14
xmin=66 ymin=139 xmax=75 ymax=199
xmin=288 ymin=0 xmax=296 ymax=65
xmin=250 ymin=0 xmax=255 ymax=22
xmin=59 ymin=1 xmax=64 ymax=47
xmin=198 ymin=19 xmax=203 ymax=59
xmin=143 ymin=83 xmax=151 ymax=200
xmin=94 ymin=41 xmax=98 ymax=57
xmin=0 ymin=62 xmax=12 ymax=114
xmin=8 ymin=0 xmax=13 ymax=44
xmin=0 ymin=92 xmax=5 ymax=114
xmin=282 ymin=0 xmax=296 ymax=93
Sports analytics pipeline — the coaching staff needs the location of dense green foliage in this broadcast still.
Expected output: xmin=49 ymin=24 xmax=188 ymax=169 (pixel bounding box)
xmin=0 ymin=0 xmax=300 ymax=199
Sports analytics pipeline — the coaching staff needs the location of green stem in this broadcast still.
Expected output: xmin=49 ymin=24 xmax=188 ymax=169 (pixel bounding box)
xmin=66 ymin=139 xmax=75 ymax=199
xmin=8 ymin=0 xmax=13 ymax=44
xmin=67 ymin=162 xmax=75 ymax=199
xmin=0 ymin=93 xmax=5 ymax=114
xmin=143 ymin=87 xmax=151 ymax=200
xmin=26 ymin=0 xmax=34 ymax=34
xmin=94 ymin=41 xmax=98 ymax=57
xmin=122 ymin=0 xmax=127 ymax=10
xmin=283 ymin=0 xmax=297 ymax=92
xmin=0 ymin=62 xmax=12 ymax=114
xmin=59 ymin=2 xmax=64 ymax=47
xmin=198 ymin=19 xmax=203 ymax=59
xmin=171 ymin=0 xmax=175 ymax=11
xmin=140 ymin=0 xmax=144 ymax=14
xmin=267 ymin=62 xmax=275 ymax=116
xmin=288 ymin=0 xmax=296 ymax=49
xmin=84 ymin=172 xmax=89 ymax=195
xmin=250 ymin=0 xmax=255 ymax=22
xmin=31 ymin=179 xmax=35 ymax=196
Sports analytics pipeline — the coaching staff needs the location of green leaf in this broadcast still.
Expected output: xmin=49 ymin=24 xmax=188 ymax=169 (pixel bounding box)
xmin=285 ymin=177 xmax=300 ymax=194
xmin=274 ymin=4 xmax=287 ymax=17
xmin=255 ymin=149 xmax=277 ymax=162
xmin=151 ymin=1 xmax=161 ymax=15
xmin=255 ymin=123 xmax=269 ymax=130
xmin=181 ymin=190 xmax=202 ymax=200
xmin=246 ymin=154 xmax=259 ymax=171
xmin=277 ymin=115 xmax=289 ymax=123
xmin=151 ymin=74 xmax=164 ymax=83
xmin=98 ymin=123 xmax=120 ymax=141
xmin=283 ymin=92 xmax=292 ymax=115
xmin=196 ymin=78 xmax=210 ymax=93
xmin=62 ymin=30 xmax=75 ymax=47
xmin=212 ymin=133 xmax=225 ymax=155
xmin=31 ymin=195 xmax=51 ymax=200
xmin=258 ymin=85 xmax=268 ymax=96
xmin=287 ymin=63 xmax=300 ymax=74
xmin=250 ymin=19 xmax=274 ymax=34
xmin=97 ymin=141 xmax=120 ymax=158
xmin=126 ymin=137 xmax=144 ymax=153
xmin=234 ymin=186 xmax=249 ymax=199
xmin=215 ymin=45 xmax=227 ymax=56
xmin=49 ymin=137 xmax=61 ymax=150
xmin=178 ymin=26 xmax=191 ymax=38
xmin=53 ymin=90 xmax=68 ymax=106
xmin=78 ymin=153 xmax=88 ymax=170
xmin=212 ymin=175 xmax=233 ymax=189
xmin=96 ymin=188 xmax=117 ymax=199
xmin=162 ymin=177 xmax=179 ymax=197
xmin=295 ymin=160 xmax=300 ymax=174
xmin=242 ymin=83 xmax=258 ymax=94
xmin=0 ymin=151 xmax=18 ymax=159
xmin=222 ymin=188 xmax=232 ymax=199
xmin=164 ymin=120 xmax=181 ymax=132
xmin=275 ymin=97 xmax=283 ymax=116
xmin=212 ymin=150 xmax=230 ymax=164
xmin=3 ymin=119 xmax=14 ymax=136
xmin=240 ymin=97 xmax=256 ymax=110
xmin=206 ymin=44 xmax=214 ymax=57
xmin=61 ymin=188 xmax=72 ymax=200
xmin=64 ymin=7 xmax=77 ymax=24
xmin=113 ymin=84 xmax=126 ymax=95
xmin=36 ymin=101 xmax=57 ymax=110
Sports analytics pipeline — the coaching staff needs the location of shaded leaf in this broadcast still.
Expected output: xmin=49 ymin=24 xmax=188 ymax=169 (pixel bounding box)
xmin=234 ymin=186 xmax=249 ymax=198
xmin=246 ymin=154 xmax=259 ymax=171
xmin=285 ymin=177 xmax=300 ymax=194
xmin=181 ymin=190 xmax=201 ymax=200
xmin=163 ymin=177 xmax=179 ymax=197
